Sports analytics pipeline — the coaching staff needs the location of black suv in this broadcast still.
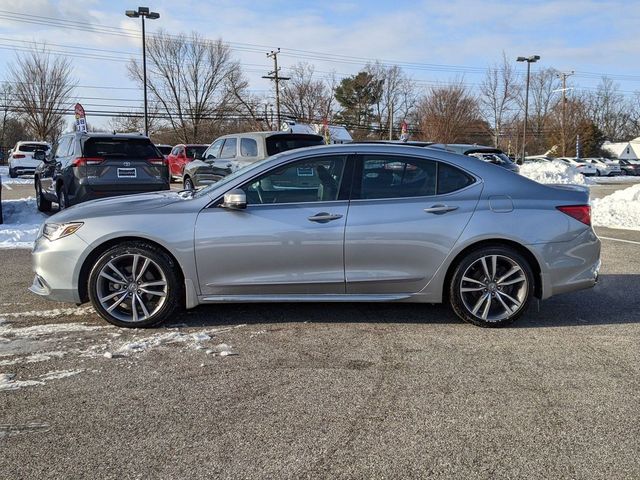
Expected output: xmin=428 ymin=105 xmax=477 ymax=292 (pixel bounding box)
xmin=34 ymin=133 xmax=169 ymax=212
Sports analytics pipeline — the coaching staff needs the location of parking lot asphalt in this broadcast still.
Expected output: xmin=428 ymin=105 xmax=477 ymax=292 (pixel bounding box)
xmin=1 ymin=182 xmax=639 ymax=479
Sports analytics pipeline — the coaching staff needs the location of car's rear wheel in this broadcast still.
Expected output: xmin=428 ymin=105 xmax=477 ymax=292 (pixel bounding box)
xmin=35 ymin=179 xmax=52 ymax=212
xmin=183 ymin=176 xmax=194 ymax=190
xmin=9 ymin=167 xmax=17 ymax=178
xmin=621 ymin=169 xmax=627 ymax=176
xmin=449 ymin=246 xmax=533 ymax=327
xmin=88 ymin=242 xmax=182 ymax=328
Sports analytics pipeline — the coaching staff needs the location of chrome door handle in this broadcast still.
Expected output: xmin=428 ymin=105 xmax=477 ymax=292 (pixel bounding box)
xmin=423 ymin=205 xmax=459 ymax=214
xmin=308 ymin=212 xmax=343 ymax=223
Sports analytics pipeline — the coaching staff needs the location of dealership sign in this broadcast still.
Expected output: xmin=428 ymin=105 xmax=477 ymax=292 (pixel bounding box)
xmin=75 ymin=103 xmax=87 ymax=133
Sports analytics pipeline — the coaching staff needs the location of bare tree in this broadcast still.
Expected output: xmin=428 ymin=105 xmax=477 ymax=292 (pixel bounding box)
xmin=128 ymin=30 xmax=246 ymax=143
xmin=479 ymin=53 xmax=520 ymax=148
xmin=8 ymin=47 xmax=76 ymax=143
xmin=280 ymin=63 xmax=335 ymax=124
xmin=414 ymin=80 xmax=481 ymax=144
xmin=584 ymin=77 xmax=631 ymax=141
xmin=522 ymin=67 xmax=561 ymax=154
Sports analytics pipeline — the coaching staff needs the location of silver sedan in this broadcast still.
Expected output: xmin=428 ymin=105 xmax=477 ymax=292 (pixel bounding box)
xmin=29 ymin=144 xmax=600 ymax=328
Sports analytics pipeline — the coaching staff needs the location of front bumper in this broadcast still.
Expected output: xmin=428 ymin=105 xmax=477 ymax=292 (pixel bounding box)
xmin=29 ymin=232 xmax=89 ymax=304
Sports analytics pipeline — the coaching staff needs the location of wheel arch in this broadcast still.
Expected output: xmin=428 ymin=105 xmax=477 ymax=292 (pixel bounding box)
xmin=443 ymin=238 xmax=543 ymax=300
xmin=78 ymin=236 xmax=187 ymax=305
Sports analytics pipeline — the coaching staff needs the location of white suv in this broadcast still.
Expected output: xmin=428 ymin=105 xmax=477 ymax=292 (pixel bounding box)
xmin=8 ymin=141 xmax=50 ymax=178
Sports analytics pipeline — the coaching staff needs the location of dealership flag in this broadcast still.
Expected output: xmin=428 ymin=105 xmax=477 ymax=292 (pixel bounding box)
xmin=75 ymin=103 xmax=87 ymax=133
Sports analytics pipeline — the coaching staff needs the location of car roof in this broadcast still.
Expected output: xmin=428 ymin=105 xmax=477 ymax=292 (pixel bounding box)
xmin=17 ymin=140 xmax=49 ymax=145
xmin=216 ymin=131 xmax=323 ymax=140
xmin=432 ymin=143 xmax=505 ymax=155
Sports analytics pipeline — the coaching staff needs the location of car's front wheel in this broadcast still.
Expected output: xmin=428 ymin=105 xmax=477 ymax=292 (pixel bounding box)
xmin=35 ymin=179 xmax=52 ymax=212
xmin=88 ymin=242 xmax=182 ymax=328
xmin=449 ymin=246 xmax=534 ymax=327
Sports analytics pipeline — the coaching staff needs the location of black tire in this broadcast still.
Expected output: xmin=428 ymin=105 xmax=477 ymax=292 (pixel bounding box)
xmin=88 ymin=242 xmax=182 ymax=328
xmin=620 ymin=169 xmax=627 ymax=176
xmin=9 ymin=167 xmax=17 ymax=178
xmin=57 ymin=185 xmax=68 ymax=211
xmin=183 ymin=176 xmax=194 ymax=190
xmin=449 ymin=246 xmax=534 ymax=328
xmin=35 ymin=179 xmax=52 ymax=212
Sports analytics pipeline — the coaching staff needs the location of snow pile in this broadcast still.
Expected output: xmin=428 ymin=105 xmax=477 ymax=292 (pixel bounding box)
xmin=0 ymin=198 xmax=47 ymax=249
xmin=0 ymin=320 xmax=103 ymax=338
xmin=39 ymin=369 xmax=83 ymax=381
xmin=2 ymin=306 xmax=96 ymax=319
xmin=520 ymin=161 xmax=592 ymax=185
xmin=0 ymin=373 xmax=44 ymax=391
xmin=592 ymin=176 xmax=640 ymax=184
xmin=0 ymin=165 xmax=34 ymax=185
xmin=592 ymin=184 xmax=640 ymax=231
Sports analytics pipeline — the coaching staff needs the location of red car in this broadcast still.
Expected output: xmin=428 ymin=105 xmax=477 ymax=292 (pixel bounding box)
xmin=167 ymin=144 xmax=208 ymax=181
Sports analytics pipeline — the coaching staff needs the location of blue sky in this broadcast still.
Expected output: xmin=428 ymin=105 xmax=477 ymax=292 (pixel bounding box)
xmin=0 ymin=0 xmax=639 ymax=127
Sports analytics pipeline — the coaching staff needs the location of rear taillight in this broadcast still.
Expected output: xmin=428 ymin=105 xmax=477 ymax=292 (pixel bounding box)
xmin=557 ymin=205 xmax=591 ymax=226
xmin=72 ymin=157 xmax=104 ymax=167
xmin=148 ymin=158 xmax=165 ymax=166
xmin=13 ymin=154 xmax=25 ymax=158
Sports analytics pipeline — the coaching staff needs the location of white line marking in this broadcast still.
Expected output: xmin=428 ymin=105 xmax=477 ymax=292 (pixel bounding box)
xmin=2 ymin=183 xmax=12 ymax=190
xmin=599 ymin=236 xmax=640 ymax=245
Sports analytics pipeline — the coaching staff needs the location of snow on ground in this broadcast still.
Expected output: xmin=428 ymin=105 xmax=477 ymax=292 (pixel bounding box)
xmin=520 ymin=161 xmax=592 ymax=185
xmin=0 ymin=198 xmax=47 ymax=249
xmin=592 ymin=184 xmax=640 ymax=231
xmin=0 ymin=165 xmax=34 ymax=185
xmin=590 ymin=176 xmax=640 ymax=184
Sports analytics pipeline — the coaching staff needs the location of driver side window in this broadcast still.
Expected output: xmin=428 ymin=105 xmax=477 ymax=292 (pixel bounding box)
xmin=205 ymin=139 xmax=224 ymax=160
xmin=241 ymin=155 xmax=347 ymax=205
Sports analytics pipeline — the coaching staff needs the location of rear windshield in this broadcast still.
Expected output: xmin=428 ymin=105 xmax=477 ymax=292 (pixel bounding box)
xmin=266 ymin=134 xmax=324 ymax=157
xmin=83 ymin=138 xmax=161 ymax=158
xmin=156 ymin=145 xmax=172 ymax=155
xmin=19 ymin=143 xmax=49 ymax=152
xmin=185 ymin=146 xmax=207 ymax=159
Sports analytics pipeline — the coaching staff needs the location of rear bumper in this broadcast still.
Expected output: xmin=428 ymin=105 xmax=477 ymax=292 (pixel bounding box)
xmin=11 ymin=166 xmax=37 ymax=175
xmin=530 ymin=228 xmax=601 ymax=300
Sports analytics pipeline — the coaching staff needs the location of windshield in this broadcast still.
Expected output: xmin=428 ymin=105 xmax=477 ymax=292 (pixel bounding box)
xmin=186 ymin=146 xmax=207 ymax=159
xmin=83 ymin=138 xmax=161 ymax=158
xmin=265 ymin=134 xmax=324 ymax=156
xmin=193 ymin=155 xmax=278 ymax=199
xmin=19 ymin=143 xmax=49 ymax=152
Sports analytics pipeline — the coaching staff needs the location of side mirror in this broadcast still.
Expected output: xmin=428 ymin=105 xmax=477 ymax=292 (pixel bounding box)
xmin=205 ymin=154 xmax=216 ymax=161
xmin=221 ymin=189 xmax=247 ymax=210
xmin=33 ymin=150 xmax=47 ymax=161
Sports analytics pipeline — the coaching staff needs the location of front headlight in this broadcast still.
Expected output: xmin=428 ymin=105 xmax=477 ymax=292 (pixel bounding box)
xmin=42 ymin=222 xmax=84 ymax=241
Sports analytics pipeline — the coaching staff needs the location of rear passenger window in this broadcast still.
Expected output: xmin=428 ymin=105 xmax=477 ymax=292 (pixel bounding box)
xmin=220 ymin=138 xmax=237 ymax=159
xmin=437 ymin=163 xmax=474 ymax=194
xmin=360 ymin=155 xmax=437 ymax=199
xmin=240 ymin=138 xmax=258 ymax=157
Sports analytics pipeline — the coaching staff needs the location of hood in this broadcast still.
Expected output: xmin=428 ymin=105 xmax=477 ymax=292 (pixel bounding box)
xmin=48 ymin=191 xmax=182 ymax=223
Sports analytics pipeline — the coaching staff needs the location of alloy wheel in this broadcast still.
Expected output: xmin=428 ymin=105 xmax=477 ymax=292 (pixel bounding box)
xmin=459 ymin=254 xmax=528 ymax=323
xmin=95 ymin=253 xmax=168 ymax=323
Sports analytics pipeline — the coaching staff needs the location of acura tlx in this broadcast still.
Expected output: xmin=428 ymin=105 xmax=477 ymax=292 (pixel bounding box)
xmin=30 ymin=144 xmax=600 ymax=328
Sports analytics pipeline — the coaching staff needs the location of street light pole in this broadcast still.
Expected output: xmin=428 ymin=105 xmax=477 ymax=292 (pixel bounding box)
xmin=125 ymin=7 xmax=160 ymax=137
xmin=517 ymin=55 xmax=540 ymax=164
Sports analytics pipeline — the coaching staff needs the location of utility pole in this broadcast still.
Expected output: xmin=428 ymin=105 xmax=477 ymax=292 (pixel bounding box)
xmin=262 ymin=48 xmax=290 ymax=129
xmin=557 ymin=71 xmax=574 ymax=157
xmin=517 ymin=55 xmax=540 ymax=164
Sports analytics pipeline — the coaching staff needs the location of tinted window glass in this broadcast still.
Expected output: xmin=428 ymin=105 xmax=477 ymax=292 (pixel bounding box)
xmin=360 ymin=155 xmax=437 ymax=199
xmin=265 ymin=134 xmax=324 ymax=156
xmin=83 ymin=138 xmax=160 ymax=159
xmin=242 ymin=155 xmax=346 ymax=205
xmin=240 ymin=138 xmax=258 ymax=157
xmin=19 ymin=143 xmax=50 ymax=152
xmin=157 ymin=145 xmax=172 ymax=156
xmin=220 ymin=138 xmax=237 ymax=159
xmin=185 ymin=146 xmax=207 ymax=159
xmin=437 ymin=162 xmax=474 ymax=194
